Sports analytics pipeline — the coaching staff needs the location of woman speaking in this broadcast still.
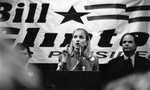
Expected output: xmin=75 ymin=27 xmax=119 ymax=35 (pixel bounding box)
xmin=56 ymin=28 xmax=99 ymax=71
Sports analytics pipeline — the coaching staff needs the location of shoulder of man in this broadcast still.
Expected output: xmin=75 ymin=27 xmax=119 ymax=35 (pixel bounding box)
xmin=108 ymin=56 xmax=124 ymax=64
xmin=136 ymin=55 xmax=150 ymax=62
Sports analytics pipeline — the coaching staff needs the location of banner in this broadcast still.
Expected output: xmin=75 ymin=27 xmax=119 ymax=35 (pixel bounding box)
xmin=0 ymin=0 xmax=150 ymax=63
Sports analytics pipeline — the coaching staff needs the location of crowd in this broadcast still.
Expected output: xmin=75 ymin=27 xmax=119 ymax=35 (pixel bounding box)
xmin=0 ymin=27 xmax=150 ymax=90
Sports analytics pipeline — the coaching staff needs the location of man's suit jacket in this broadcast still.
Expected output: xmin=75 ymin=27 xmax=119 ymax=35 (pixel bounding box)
xmin=106 ymin=54 xmax=150 ymax=81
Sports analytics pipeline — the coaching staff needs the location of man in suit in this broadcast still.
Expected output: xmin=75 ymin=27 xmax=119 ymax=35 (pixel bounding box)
xmin=106 ymin=33 xmax=150 ymax=82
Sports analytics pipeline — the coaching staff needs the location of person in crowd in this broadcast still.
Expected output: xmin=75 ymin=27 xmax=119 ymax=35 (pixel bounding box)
xmin=106 ymin=33 xmax=150 ymax=82
xmin=14 ymin=42 xmax=42 ymax=90
xmin=0 ymin=42 xmax=41 ymax=90
xmin=14 ymin=43 xmax=33 ymax=70
xmin=56 ymin=28 xmax=99 ymax=71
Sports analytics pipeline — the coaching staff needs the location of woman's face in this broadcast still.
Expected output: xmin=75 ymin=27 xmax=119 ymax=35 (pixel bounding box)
xmin=72 ymin=30 xmax=87 ymax=49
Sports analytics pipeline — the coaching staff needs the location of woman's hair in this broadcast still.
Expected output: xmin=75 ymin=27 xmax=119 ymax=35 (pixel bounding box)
xmin=66 ymin=28 xmax=92 ymax=59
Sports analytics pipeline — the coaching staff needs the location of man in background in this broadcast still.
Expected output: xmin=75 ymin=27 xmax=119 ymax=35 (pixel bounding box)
xmin=14 ymin=42 xmax=43 ymax=90
xmin=14 ymin=43 xmax=33 ymax=70
xmin=106 ymin=33 xmax=150 ymax=82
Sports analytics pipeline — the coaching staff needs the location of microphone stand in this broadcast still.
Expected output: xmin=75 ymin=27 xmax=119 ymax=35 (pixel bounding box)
xmin=71 ymin=46 xmax=86 ymax=71
xmin=71 ymin=47 xmax=82 ymax=71
xmin=78 ymin=46 xmax=86 ymax=71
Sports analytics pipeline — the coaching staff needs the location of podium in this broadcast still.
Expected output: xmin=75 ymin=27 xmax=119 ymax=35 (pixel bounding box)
xmin=28 ymin=63 xmax=108 ymax=90
xmin=46 ymin=71 xmax=103 ymax=90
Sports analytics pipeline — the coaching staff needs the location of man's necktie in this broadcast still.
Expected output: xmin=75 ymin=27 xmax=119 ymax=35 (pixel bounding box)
xmin=126 ymin=57 xmax=133 ymax=70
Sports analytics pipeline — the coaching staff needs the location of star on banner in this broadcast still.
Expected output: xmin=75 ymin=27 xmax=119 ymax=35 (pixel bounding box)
xmin=55 ymin=6 xmax=89 ymax=24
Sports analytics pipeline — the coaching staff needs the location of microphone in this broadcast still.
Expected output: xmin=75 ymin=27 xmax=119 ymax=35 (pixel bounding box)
xmin=75 ymin=43 xmax=82 ymax=56
xmin=79 ymin=45 xmax=82 ymax=56
xmin=75 ymin=43 xmax=82 ymax=65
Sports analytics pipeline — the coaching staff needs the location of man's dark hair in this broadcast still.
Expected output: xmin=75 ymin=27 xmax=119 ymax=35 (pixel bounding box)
xmin=15 ymin=43 xmax=33 ymax=57
xmin=119 ymin=33 xmax=138 ymax=46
